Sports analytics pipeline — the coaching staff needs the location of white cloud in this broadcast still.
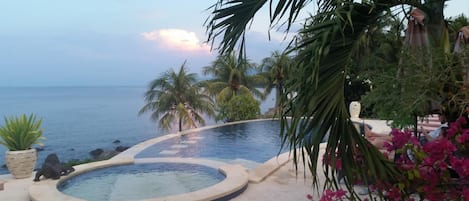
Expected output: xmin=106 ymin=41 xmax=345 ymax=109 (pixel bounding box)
xmin=141 ymin=29 xmax=211 ymax=54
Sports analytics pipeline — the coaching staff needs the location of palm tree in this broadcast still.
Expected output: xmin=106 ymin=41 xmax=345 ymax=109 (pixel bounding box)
xmin=139 ymin=62 xmax=215 ymax=132
xmin=205 ymin=0 xmax=464 ymax=199
xmin=260 ymin=50 xmax=293 ymax=113
xmin=202 ymin=53 xmax=265 ymax=103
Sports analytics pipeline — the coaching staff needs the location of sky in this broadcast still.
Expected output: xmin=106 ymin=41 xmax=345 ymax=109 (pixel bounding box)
xmin=0 ymin=1 xmax=467 ymax=87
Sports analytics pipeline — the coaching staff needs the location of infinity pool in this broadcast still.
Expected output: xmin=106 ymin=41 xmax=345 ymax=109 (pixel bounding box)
xmin=136 ymin=120 xmax=287 ymax=167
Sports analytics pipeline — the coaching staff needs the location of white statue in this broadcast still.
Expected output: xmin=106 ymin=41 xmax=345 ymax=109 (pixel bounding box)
xmin=349 ymin=101 xmax=361 ymax=121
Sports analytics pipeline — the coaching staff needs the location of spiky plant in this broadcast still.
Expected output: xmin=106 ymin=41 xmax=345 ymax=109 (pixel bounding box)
xmin=0 ymin=114 xmax=44 ymax=151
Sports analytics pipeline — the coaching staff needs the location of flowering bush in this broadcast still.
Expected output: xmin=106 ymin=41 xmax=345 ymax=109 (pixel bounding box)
xmin=314 ymin=116 xmax=469 ymax=201
xmin=307 ymin=189 xmax=347 ymax=201
xmin=377 ymin=116 xmax=469 ymax=200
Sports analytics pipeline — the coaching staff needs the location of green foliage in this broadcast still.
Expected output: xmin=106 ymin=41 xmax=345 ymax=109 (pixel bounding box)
xmin=260 ymin=51 xmax=294 ymax=113
xmin=206 ymin=0 xmax=464 ymax=200
xmin=363 ymin=47 xmax=469 ymax=127
xmin=0 ymin=114 xmax=44 ymax=151
xmin=63 ymin=158 xmax=105 ymax=167
xmin=140 ymin=62 xmax=215 ymax=132
xmin=201 ymin=53 xmax=266 ymax=104
xmin=216 ymin=95 xmax=260 ymax=122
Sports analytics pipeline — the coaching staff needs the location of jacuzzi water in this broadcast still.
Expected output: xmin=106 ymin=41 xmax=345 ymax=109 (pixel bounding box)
xmin=58 ymin=163 xmax=225 ymax=201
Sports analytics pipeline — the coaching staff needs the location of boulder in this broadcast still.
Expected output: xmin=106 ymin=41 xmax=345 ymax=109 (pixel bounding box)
xmin=97 ymin=150 xmax=119 ymax=159
xmin=89 ymin=148 xmax=104 ymax=158
xmin=115 ymin=146 xmax=129 ymax=152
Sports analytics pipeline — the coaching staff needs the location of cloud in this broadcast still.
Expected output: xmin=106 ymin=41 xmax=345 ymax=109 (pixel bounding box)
xmin=141 ymin=29 xmax=211 ymax=54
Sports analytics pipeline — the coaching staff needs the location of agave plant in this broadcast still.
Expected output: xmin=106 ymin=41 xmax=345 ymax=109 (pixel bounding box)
xmin=0 ymin=114 xmax=44 ymax=151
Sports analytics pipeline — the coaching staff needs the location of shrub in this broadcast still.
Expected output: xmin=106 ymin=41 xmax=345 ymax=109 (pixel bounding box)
xmin=0 ymin=114 xmax=44 ymax=151
xmin=216 ymin=95 xmax=260 ymax=122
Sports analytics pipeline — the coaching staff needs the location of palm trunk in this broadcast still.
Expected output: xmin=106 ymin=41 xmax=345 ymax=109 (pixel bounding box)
xmin=178 ymin=118 xmax=182 ymax=132
xmin=423 ymin=1 xmax=446 ymax=49
xmin=275 ymin=82 xmax=283 ymax=114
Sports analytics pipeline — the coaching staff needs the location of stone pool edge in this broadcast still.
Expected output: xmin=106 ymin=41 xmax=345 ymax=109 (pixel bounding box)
xmin=28 ymin=157 xmax=249 ymax=201
xmin=29 ymin=119 xmax=285 ymax=201
xmin=29 ymin=158 xmax=134 ymax=201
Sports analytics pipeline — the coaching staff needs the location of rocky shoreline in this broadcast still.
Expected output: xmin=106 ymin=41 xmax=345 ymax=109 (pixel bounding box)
xmin=1 ymin=140 xmax=130 ymax=171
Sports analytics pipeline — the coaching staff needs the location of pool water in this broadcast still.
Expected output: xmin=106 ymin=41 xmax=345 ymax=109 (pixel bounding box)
xmin=58 ymin=163 xmax=225 ymax=201
xmin=59 ymin=120 xmax=287 ymax=200
xmin=136 ymin=120 xmax=287 ymax=166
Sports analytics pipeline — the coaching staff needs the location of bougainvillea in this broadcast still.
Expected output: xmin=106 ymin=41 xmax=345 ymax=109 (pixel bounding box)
xmin=313 ymin=115 xmax=469 ymax=200
xmin=379 ymin=116 xmax=469 ymax=200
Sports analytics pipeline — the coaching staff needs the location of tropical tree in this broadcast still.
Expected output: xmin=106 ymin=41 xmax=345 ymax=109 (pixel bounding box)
xmin=205 ymin=0 xmax=467 ymax=199
xmin=216 ymin=94 xmax=260 ymax=122
xmin=260 ymin=50 xmax=293 ymax=113
xmin=139 ymin=62 xmax=215 ymax=132
xmin=202 ymin=53 xmax=266 ymax=104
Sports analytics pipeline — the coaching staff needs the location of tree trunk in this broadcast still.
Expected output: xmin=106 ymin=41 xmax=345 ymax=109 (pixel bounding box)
xmin=423 ymin=1 xmax=446 ymax=49
xmin=178 ymin=118 xmax=182 ymax=132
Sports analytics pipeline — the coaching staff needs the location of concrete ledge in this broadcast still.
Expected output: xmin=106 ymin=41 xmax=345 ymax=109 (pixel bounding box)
xmin=248 ymin=143 xmax=330 ymax=183
xmin=248 ymin=152 xmax=291 ymax=183
xmin=29 ymin=158 xmax=134 ymax=201
xmin=29 ymin=157 xmax=248 ymax=201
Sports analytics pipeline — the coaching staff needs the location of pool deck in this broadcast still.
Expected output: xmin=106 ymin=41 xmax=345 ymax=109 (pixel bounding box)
xmin=0 ymin=119 xmax=391 ymax=201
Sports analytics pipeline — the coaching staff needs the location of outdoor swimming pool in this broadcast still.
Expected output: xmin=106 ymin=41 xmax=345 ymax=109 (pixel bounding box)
xmin=58 ymin=162 xmax=225 ymax=201
xmin=54 ymin=120 xmax=286 ymax=201
xmin=136 ymin=120 xmax=287 ymax=167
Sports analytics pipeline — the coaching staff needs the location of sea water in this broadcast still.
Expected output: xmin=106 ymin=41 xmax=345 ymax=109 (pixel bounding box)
xmin=0 ymin=86 xmax=162 ymax=174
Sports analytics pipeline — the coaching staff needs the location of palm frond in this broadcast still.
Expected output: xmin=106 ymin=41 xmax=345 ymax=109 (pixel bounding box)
xmin=205 ymin=0 xmax=267 ymax=55
xmin=140 ymin=63 xmax=215 ymax=131
xmin=280 ymin=2 xmax=403 ymax=197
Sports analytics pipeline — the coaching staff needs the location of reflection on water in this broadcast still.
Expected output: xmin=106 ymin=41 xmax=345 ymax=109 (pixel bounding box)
xmin=136 ymin=120 xmax=288 ymax=163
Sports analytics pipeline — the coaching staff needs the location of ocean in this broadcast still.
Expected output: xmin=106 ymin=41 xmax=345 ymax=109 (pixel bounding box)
xmin=0 ymin=86 xmax=164 ymax=175
xmin=0 ymin=86 xmax=274 ymax=175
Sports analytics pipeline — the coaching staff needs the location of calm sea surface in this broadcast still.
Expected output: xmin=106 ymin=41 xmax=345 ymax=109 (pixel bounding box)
xmin=0 ymin=86 xmax=274 ymax=175
xmin=0 ymin=86 xmax=164 ymax=174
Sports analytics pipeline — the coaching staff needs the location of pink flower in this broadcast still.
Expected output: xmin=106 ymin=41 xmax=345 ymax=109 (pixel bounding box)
xmin=457 ymin=133 xmax=469 ymax=144
xmin=385 ymin=187 xmax=402 ymax=201
xmin=462 ymin=188 xmax=469 ymax=201
xmin=322 ymin=151 xmax=342 ymax=170
xmin=423 ymin=139 xmax=456 ymax=162
xmin=319 ymin=189 xmax=346 ymax=201
xmin=306 ymin=194 xmax=313 ymax=200
xmin=450 ymin=157 xmax=469 ymax=178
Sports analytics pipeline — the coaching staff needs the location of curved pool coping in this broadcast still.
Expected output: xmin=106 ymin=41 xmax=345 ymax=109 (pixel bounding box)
xmin=29 ymin=157 xmax=248 ymax=201
xmin=29 ymin=119 xmax=291 ymax=201
xmin=112 ymin=118 xmax=291 ymax=182
xmin=113 ymin=118 xmax=279 ymax=161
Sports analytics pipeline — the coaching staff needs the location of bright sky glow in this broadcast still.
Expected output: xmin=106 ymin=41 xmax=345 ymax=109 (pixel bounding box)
xmin=0 ymin=1 xmax=466 ymax=87
xmin=142 ymin=29 xmax=211 ymax=53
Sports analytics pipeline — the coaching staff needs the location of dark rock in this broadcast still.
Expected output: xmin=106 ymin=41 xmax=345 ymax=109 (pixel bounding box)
xmin=89 ymin=148 xmax=104 ymax=158
xmin=97 ymin=150 xmax=119 ymax=159
xmin=35 ymin=147 xmax=45 ymax=152
xmin=115 ymin=146 xmax=129 ymax=152
xmin=34 ymin=153 xmax=75 ymax=182
xmin=113 ymin=140 xmax=121 ymax=144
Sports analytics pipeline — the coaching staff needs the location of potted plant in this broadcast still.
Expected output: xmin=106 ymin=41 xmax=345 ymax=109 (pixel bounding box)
xmin=0 ymin=114 xmax=44 ymax=179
